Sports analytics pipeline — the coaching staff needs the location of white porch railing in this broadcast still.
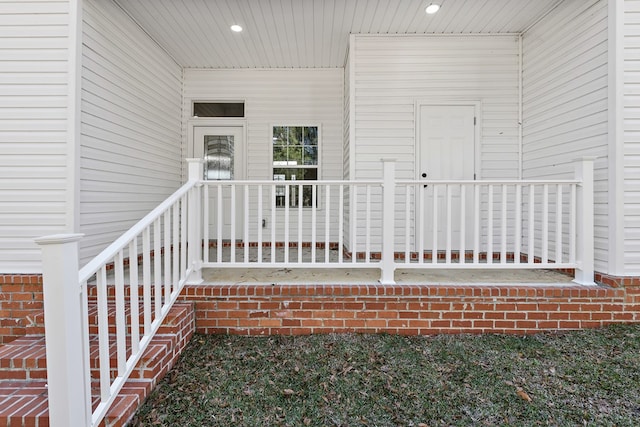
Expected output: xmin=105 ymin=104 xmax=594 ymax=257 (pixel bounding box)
xmin=35 ymin=157 xmax=594 ymax=426
xmin=200 ymin=157 xmax=595 ymax=286
xmin=35 ymin=159 xmax=204 ymax=427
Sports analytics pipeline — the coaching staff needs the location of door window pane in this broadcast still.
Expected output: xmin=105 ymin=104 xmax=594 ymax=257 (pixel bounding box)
xmin=204 ymin=135 xmax=234 ymax=180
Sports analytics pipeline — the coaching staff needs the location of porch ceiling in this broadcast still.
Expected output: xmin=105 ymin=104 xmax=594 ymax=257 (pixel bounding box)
xmin=114 ymin=0 xmax=562 ymax=69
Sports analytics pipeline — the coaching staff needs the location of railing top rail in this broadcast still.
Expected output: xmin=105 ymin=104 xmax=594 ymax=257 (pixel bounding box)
xmin=202 ymin=179 xmax=384 ymax=185
xmin=396 ymin=179 xmax=581 ymax=185
xmin=78 ymin=180 xmax=197 ymax=283
xmin=200 ymin=179 xmax=581 ymax=186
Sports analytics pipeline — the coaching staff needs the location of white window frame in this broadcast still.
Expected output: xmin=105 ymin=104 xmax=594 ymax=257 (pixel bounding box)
xmin=270 ymin=124 xmax=322 ymax=209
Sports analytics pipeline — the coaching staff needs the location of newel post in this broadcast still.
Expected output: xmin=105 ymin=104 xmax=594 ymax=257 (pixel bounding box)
xmin=186 ymin=158 xmax=204 ymax=284
xmin=34 ymin=234 xmax=91 ymax=427
xmin=574 ymin=157 xmax=596 ymax=285
xmin=380 ymin=159 xmax=397 ymax=285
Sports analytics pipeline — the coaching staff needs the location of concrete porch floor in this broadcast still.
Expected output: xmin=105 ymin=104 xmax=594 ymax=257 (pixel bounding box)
xmin=202 ymin=267 xmax=574 ymax=285
xmin=202 ymin=245 xmax=575 ymax=285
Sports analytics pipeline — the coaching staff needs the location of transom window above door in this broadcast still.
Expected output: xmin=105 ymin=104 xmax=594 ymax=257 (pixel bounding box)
xmin=272 ymin=125 xmax=319 ymax=208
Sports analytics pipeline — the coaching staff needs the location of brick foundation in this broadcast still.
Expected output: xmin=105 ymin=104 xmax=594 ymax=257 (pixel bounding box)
xmin=178 ymin=283 xmax=640 ymax=336
xmin=0 ymin=275 xmax=43 ymax=344
xmin=2 ymin=273 xmax=640 ymax=343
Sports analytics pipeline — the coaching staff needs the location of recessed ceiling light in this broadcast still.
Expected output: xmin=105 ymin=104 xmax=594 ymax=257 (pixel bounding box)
xmin=425 ymin=3 xmax=440 ymax=14
xmin=230 ymin=24 xmax=243 ymax=32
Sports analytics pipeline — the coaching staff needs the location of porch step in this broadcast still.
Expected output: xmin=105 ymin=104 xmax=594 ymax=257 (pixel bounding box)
xmin=0 ymin=379 xmax=152 ymax=427
xmin=0 ymin=335 xmax=180 ymax=383
xmin=25 ymin=301 xmax=190 ymax=337
xmin=0 ymin=302 xmax=195 ymax=427
xmin=0 ymin=336 xmax=47 ymax=381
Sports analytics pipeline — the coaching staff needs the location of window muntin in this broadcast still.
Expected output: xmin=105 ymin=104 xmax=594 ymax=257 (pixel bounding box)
xmin=272 ymin=126 xmax=318 ymax=208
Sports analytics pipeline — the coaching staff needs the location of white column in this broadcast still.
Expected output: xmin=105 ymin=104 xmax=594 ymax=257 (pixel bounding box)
xmin=34 ymin=234 xmax=91 ymax=427
xmin=186 ymin=158 xmax=204 ymax=284
xmin=380 ymin=159 xmax=396 ymax=285
xmin=574 ymin=157 xmax=596 ymax=285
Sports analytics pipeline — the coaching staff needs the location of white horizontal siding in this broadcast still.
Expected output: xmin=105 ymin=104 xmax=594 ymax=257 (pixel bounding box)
xmin=183 ymin=68 xmax=344 ymax=242
xmin=352 ymin=35 xmax=520 ymax=181
xmin=522 ymin=0 xmax=609 ymax=272
xmin=80 ymin=0 xmax=182 ymax=265
xmin=625 ymin=0 xmax=640 ymax=273
xmin=351 ymin=34 xmax=520 ymax=251
xmin=0 ymin=0 xmax=70 ymax=273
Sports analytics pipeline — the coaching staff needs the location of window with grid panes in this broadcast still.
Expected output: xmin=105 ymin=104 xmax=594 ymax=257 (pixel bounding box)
xmin=272 ymin=125 xmax=318 ymax=207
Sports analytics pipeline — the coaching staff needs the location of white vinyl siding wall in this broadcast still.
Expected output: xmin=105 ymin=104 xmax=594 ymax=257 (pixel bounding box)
xmin=624 ymin=0 xmax=640 ymax=273
xmin=0 ymin=0 xmax=70 ymax=273
xmin=522 ymin=0 xmax=609 ymax=272
xmin=351 ymin=34 xmax=520 ymax=251
xmin=183 ymin=69 xmax=343 ymax=242
xmin=80 ymin=0 xmax=182 ymax=265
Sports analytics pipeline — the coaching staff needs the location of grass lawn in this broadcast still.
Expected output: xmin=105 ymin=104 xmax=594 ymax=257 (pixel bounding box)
xmin=130 ymin=325 xmax=640 ymax=426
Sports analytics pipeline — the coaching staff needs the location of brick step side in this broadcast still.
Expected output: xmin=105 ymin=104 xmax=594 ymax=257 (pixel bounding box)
xmin=0 ymin=336 xmax=47 ymax=381
xmin=0 ymin=379 xmax=153 ymax=427
xmin=0 ymin=304 xmax=193 ymax=382
xmin=26 ymin=301 xmax=189 ymax=337
xmin=0 ymin=302 xmax=194 ymax=427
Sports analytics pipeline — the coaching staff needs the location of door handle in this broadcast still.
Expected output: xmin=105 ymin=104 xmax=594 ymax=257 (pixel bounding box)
xmin=422 ymin=172 xmax=427 ymax=187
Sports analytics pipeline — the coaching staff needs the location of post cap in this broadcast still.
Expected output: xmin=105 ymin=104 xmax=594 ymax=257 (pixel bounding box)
xmin=34 ymin=234 xmax=84 ymax=246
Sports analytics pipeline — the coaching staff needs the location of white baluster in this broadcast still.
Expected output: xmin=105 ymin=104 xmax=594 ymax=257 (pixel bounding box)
xmin=258 ymin=185 xmax=263 ymax=264
xmin=459 ymin=184 xmax=466 ymax=265
xmin=556 ymin=184 xmax=563 ymax=264
xmin=311 ymin=184 xmax=317 ymax=263
xmin=446 ymin=184 xmax=452 ymax=264
xmin=129 ymin=239 xmax=140 ymax=354
xmin=487 ymin=185 xmax=493 ymax=265
xmin=501 ymin=184 xmax=507 ymax=264
xmin=542 ymin=184 xmax=549 ymax=264
xmin=325 ymin=185 xmax=331 ymax=263
xmin=515 ymin=184 xmax=522 ymax=264
xmin=528 ymin=185 xmax=535 ymax=264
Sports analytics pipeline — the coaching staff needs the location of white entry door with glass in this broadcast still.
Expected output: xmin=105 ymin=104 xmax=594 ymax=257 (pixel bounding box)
xmin=193 ymin=126 xmax=244 ymax=241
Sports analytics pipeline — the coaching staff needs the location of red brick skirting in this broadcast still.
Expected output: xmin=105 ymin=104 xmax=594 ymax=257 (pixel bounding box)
xmin=178 ymin=284 xmax=640 ymax=336
xmin=0 ymin=275 xmax=43 ymax=344
xmin=2 ymin=273 xmax=640 ymax=343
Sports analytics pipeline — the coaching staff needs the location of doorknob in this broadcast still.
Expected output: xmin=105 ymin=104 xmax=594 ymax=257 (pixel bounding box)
xmin=421 ymin=173 xmax=427 ymax=178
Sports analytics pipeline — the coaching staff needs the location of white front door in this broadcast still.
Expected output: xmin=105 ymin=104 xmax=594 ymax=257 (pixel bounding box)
xmin=193 ymin=126 xmax=245 ymax=240
xmin=418 ymin=104 xmax=476 ymax=252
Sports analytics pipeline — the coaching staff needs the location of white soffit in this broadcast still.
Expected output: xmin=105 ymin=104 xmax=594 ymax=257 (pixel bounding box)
xmin=115 ymin=0 xmax=563 ymax=69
